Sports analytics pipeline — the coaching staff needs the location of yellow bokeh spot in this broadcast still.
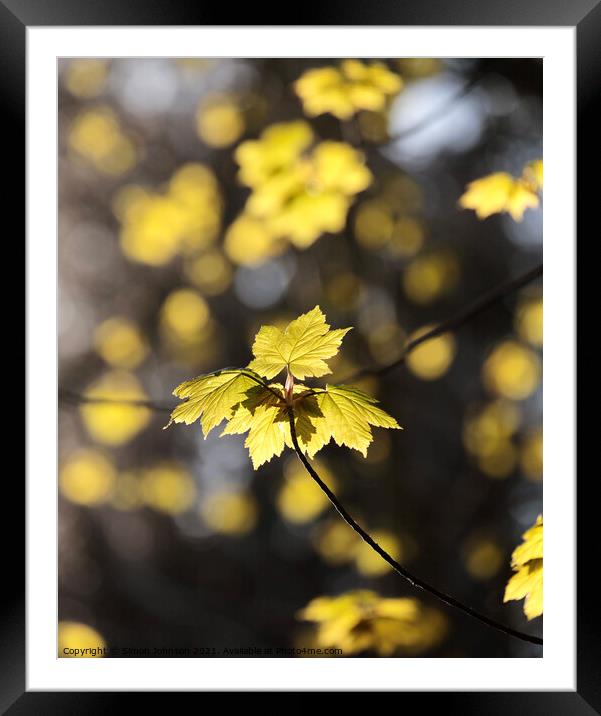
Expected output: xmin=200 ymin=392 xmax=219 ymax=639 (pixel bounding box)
xmin=403 ymin=252 xmax=459 ymax=305
xmin=159 ymin=288 xmax=219 ymax=368
xmin=406 ymin=326 xmax=456 ymax=381
xmin=94 ymin=316 xmax=148 ymax=369
xmin=478 ymin=440 xmax=517 ymax=479
xmin=140 ymin=463 xmax=196 ymax=515
xmin=224 ymin=213 xmax=284 ymax=266
xmin=389 ymin=216 xmax=424 ymax=257
xmin=196 ymin=94 xmax=245 ymax=148
xmin=184 ymin=250 xmax=232 ymax=296
xmin=277 ymin=458 xmax=336 ymax=524
xmin=80 ymin=371 xmax=151 ymax=446
xmin=312 ymin=519 xmax=359 ymax=565
xmin=160 ymin=289 xmax=210 ymax=341
xmin=381 ymin=174 xmax=423 ymax=214
xmin=64 ymin=59 xmax=109 ymax=98
xmin=354 ymin=200 xmax=394 ymax=249
xmin=396 ymin=58 xmax=442 ymax=79
xmin=115 ymin=163 xmax=222 ymax=266
xmin=463 ymin=539 xmax=504 ymax=580
xmin=59 ymin=622 xmax=106 ymax=658
xmin=463 ymin=400 xmax=521 ymax=458
xmin=201 ymin=490 xmax=258 ymax=536
xmin=482 ymin=340 xmax=541 ymax=400
xmin=520 ymin=428 xmax=543 ymax=481
xmin=354 ymin=530 xmax=402 ymax=577
xmin=515 ymin=296 xmax=543 ymax=347
xmin=69 ymin=107 xmax=136 ymax=176
xmin=60 ymin=448 xmax=116 ymax=506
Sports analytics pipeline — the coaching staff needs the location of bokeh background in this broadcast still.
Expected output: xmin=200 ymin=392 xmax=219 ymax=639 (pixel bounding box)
xmin=58 ymin=57 xmax=542 ymax=658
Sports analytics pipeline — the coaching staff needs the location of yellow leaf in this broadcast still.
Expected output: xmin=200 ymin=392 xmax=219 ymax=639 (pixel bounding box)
xmin=504 ymin=515 xmax=543 ymax=620
xmin=167 ymin=369 xmax=262 ymax=436
xmin=168 ymin=308 xmax=400 ymax=469
xmin=299 ymin=384 xmax=401 ymax=457
xmin=247 ymin=305 xmax=351 ymax=380
xmin=459 ymin=171 xmax=539 ymax=222
xmin=244 ymin=403 xmax=289 ymax=469
xmin=294 ymin=61 xmax=402 ymax=120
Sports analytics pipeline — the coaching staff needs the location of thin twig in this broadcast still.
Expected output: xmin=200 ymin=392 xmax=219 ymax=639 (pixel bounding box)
xmin=339 ymin=263 xmax=543 ymax=384
xmin=286 ymin=407 xmax=542 ymax=646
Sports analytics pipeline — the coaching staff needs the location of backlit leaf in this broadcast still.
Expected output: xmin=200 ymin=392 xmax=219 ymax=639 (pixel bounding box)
xmin=503 ymin=515 xmax=543 ymax=620
xmin=166 ymin=369 xmax=262 ymax=436
xmin=168 ymin=308 xmax=400 ymax=469
xmin=247 ymin=305 xmax=351 ymax=380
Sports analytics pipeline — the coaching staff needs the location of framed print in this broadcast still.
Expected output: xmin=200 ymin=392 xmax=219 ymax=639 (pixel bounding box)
xmin=7 ymin=0 xmax=591 ymax=708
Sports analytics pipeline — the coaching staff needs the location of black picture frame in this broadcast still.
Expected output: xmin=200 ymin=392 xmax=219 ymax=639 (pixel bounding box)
xmin=7 ymin=0 xmax=589 ymax=709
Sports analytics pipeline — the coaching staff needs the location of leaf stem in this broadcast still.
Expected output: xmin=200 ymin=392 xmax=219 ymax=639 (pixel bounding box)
xmin=286 ymin=406 xmax=542 ymax=647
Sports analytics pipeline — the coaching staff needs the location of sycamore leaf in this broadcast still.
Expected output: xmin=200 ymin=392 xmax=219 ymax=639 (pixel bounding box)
xmin=503 ymin=515 xmax=543 ymax=620
xmin=247 ymin=305 xmax=351 ymax=380
xmin=167 ymin=308 xmax=401 ymax=469
xmin=293 ymin=384 xmax=401 ymax=457
xmin=166 ymin=369 xmax=264 ymax=437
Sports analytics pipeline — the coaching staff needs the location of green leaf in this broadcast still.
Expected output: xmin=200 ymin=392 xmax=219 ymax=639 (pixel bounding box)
xmin=247 ymin=305 xmax=351 ymax=380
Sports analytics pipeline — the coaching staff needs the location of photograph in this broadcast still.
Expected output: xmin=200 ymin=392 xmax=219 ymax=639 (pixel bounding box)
xmin=56 ymin=56 xmax=544 ymax=660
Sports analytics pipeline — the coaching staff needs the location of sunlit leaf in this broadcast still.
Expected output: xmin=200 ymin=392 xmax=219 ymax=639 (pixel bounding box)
xmin=248 ymin=305 xmax=351 ymax=380
xmin=168 ymin=307 xmax=400 ymax=469
xmin=167 ymin=369 xmax=262 ymax=436
xmin=300 ymin=384 xmax=401 ymax=457
xmin=504 ymin=515 xmax=543 ymax=620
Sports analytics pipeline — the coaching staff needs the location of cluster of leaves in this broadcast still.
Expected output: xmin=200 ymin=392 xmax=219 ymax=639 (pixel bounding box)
xmin=167 ymin=306 xmax=400 ymax=468
xmin=298 ymin=590 xmax=445 ymax=656
xmin=294 ymin=59 xmax=403 ymax=120
xmin=227 ymin=122 xmax=373 ymax=257
xmin=504 ymin=515 xmax=543 ymax=620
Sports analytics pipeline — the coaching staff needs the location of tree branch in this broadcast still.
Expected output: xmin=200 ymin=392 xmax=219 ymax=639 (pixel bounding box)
xmin=286 ymin=406 xmax=542 ymax=646
xmin=340 ymin=263 xmax=543 ymax=383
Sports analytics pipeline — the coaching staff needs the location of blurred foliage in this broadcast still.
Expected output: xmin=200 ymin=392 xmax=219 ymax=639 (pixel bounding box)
xmin=59 ymin=57 xmax=542 ymax=658
xmin=459 ymin=159 xmax=543 ymax=222
xmin=298 ymin=590 xmax=445 ymax=655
